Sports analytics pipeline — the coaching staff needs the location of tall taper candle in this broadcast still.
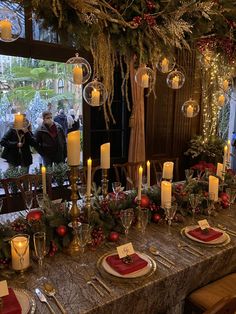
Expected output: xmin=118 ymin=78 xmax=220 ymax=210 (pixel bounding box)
xmin=41 ymin=166 xmax=47 ymax=195
xmin=223 ymin=145 xmax=227 ymax=173
xmin=67 ymin=131 xmax=80 ymax=166
xmin=138 ymin=166 xmax=143 ymax=200
xmin=227 ymin=139 xmax=231 ymax=164
xmin=216 ymin=163 xmax=223 ymax=179
xmin=147 ymin=161 xmax=150 ymax=188
xmin=87 ymin=158 xmax=92 ymax=196
xmin=100 ymin=143 xmax=110 ymax=169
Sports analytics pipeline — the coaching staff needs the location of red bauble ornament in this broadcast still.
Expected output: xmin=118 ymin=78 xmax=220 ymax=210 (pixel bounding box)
xmin=26 ymin=210 xmax=43 ymax=222
xmin=109 ymin=231 xmax=119 ymax=242
xmin=152 ymin=213 xmax=161 ymax=223
xmin=135 ymin=195 xmax=150 ymax=208
xmin=56 ymin=225 xmax=67 ymax=237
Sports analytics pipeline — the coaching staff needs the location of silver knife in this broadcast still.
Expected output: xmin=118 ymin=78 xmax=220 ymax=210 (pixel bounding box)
xmin=156 ymin=258 xmax=172 ymax=269
xmin=93 ymin=276 xmax=112 ymax=294
xmin=35 ymin=288 xmax=56 ymax=314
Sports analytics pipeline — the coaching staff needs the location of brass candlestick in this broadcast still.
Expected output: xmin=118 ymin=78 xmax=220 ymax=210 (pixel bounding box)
xmin=136 ymin=199 xmax=142 ymax=230
xmin=101 ymin=169 xmax=109 ymax=199
xmin=85 ymin=194 xmax=91 ymax=224
xmin=68 ymin=166 xmax=80 ymax=255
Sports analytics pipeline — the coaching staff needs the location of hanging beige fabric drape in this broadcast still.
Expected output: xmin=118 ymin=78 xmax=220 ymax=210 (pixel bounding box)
xmin=128 ymin=58 xmax=146 ymax=163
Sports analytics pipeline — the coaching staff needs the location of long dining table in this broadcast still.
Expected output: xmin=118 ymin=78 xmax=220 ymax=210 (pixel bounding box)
xmin=1 ymin=209 xmax=236 ymax=314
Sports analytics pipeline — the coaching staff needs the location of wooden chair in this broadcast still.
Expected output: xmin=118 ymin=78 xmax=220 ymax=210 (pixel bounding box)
xmin=113 ymin=161 xmax=145 ymax=190
xmin=0 ymin=174 xmax=52 ymax=212
xmin=186 ymin=273 xmax=236 ymax=314
xmin=150 ymin=157 xmax=179 ymax=183
xmin=204 ymin=295 xmax=236 ymax=314
xmin=68 ymin=165 xmax=101 ymax=185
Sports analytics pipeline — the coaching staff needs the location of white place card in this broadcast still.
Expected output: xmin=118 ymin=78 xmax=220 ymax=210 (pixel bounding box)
xmin=0 ymin=280 xmax=9 ymax=297
xmin=198 ymin=219 xmax=210 ymax=230
xmin=117 ymin=242 xmax=135 ymax=259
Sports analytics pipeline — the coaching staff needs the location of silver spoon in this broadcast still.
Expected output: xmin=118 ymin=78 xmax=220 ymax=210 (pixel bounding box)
xmin=149 ymin=246 xmax=175 ymax=266
xmin=43 ymin=283 xmax=67 ymax=314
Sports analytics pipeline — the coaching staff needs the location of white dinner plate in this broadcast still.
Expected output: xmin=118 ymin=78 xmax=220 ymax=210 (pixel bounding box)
xmin=13 ymin=288 xmax=36 ymax=314
xmin=101 ymin=251 xmax=153 ymax=279
xmin=184 ymin=225 xmax=228 ymax=245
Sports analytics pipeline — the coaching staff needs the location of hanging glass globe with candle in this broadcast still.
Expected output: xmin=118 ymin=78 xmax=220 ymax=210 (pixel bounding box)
xmin=166 ymin=69 xmax=185 ymax=89
xmin=0 ymin=8 xmax=22 ymax=42
xmin=135 ymin=66 xmax=155 ymax=89
xmin=66 ymin=53 xmax=91 ymax=85
xmin=181 ymin=98 xmax=199 ymax=118
xmin=156 ymin=54 xmax=175 ymax=73
xmin=83 ymin=79 xmax=107 ymax=107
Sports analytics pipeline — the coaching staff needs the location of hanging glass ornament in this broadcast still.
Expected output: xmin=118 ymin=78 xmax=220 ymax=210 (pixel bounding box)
xmin=66 ymin=53 xmax=91 ymax=85
xmin=0 ymin=8 xmax=22 ymax=42
xmin=181 ymin=98 xmax=199 ymax=118
xmin=135 ymin=66 xmax=155 ymax=89
xmin=83 ymin=79 xmax=107 ymax=107
xmin=156 ymin=54 xmax=175 ymax=73
xmin=166 ymin=69 xmax=185 ymax=89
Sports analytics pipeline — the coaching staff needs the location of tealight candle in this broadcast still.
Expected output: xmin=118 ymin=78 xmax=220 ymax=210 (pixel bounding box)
xmin=67 ymin=131 xmax=80 ymax=166
xmin=161 ymin=181 xmax=172 ymax=208
xmin=11 ymin=235 xmax=30 ymax=271
xmin=91 ymin=89 xmax=100 ymax=106
xmin=186 ymin=105 xmax=194 ymax=118
xmin=172 ymin=75 xmax=179 ymax=89
xmin=161 ymin=58 xmax=169 ymax=73
xmin=141 ymin=73 xmax=149 ymax=88
xmin=100 ymin=142 xmax=110 ymax=169
xmin=73 ymin=64 xmax=83 ymax=85
xmin=0 ymin=19 xmax=12 ymax=40
xmin=162 ymin=162 xmax=174 ymax=180
xmin=41 ymin=166 xmax=47 ymax=195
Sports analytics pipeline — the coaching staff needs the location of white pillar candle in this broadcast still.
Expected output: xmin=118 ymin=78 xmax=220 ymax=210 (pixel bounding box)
xmin=218 ymin=95 xmax=225 ymax=106
xmin=162 ymin=162 xmax=174 ymax=180
xmin=161 ymin=58 xmax=169 ymax=73
xmin=0 ymin=19 xmax=12 ymax=40
xmin=14 ymin=113 xmax=24 ymax=129
xmin=161 ymin=181 xmax=172 ymax=208
xmin=67 ymin=131 xmax=80 ymax=166
xmin=41 ymin=166 xmax=47 ymax=195
xmin=11 ymin=235 xmax=30 ymax=271
xmin=147 ymin=161 xmax=150 ymax=188
xmin=216 ymin=163 xmax=223 ymax=179
xmin=186 ymin=105 xmax=194 ymax=118
xmin=223 ymin=145 xmax=228 ymax=173
xmin=141 ymin=74 xmax=149 ymax=88
xmin=100 ymin=143 xmax=110 ymax=169
xmin=172 ymin=76 xmax=179 ymax=89
xmin=87 ymin=158 xmax=92 ymax=196
xmin=209 ymin=175 xmax=219 ymax=202
xmin=227 ymin=139 xmax=231 ymax=164
xmin=138 ymin=166 xmax=143 ymax=201
xmin=91 ymin=89 xmax=100 ymax=106
xmin=223 ymin=79 xmax=229 ymax=92
xmin=73 ymin=64 xmax=83 ymax=85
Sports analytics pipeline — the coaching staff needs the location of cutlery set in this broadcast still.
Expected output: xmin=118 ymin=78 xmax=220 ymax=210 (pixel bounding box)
xmin=35 ymin=286 xmax=67 ymax=314
xmin=217 ymin=224 xmax=236 ymax=237
xmin=86 ymin=275 xmax=111 ymax=296
xmin=149 ymin=246 xmax=176 ymax=269
xmin=177 ymin=242 xmax=204 ymax=257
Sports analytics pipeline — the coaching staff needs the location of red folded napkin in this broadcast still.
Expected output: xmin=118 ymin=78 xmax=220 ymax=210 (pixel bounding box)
xmin=1 ymin=288 xmax=22 ymax=314
xmin=187 ymin=227 xmax=223 ymax=242
xmin=106 ymin=253 xmax=148 ymax=275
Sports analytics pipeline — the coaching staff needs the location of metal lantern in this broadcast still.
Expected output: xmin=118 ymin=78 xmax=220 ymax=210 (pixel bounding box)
xmin=83 ymin=79 xmax=107 ymax=107
xmin=66 ymin=53 xmax=91 ymax=85
xmin=135 ymin=66 xmax=155 ymax=89
xmin=166 ymin=69 xmax=185 ymax=90
xmin=156 ymin=54 xmax=175 ymax=74
xmin=181 ymin=99 xmax=199 ymax=118
xmin=0 ymin=8 xmax=21 ymax=42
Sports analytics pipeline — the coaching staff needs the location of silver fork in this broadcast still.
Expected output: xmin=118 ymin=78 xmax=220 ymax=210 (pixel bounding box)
xmin=91 ymin=276 xmax=111 ymax=294
xmin=86 ymin=280 xmax=104 ymax=297
xmin=177 ymin=243 xmax=200 ymax=257
xmin=179 ymin=241 xmax=204 ymax=256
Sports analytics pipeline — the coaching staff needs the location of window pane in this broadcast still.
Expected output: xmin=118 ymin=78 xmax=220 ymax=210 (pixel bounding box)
xmin=32 ymin=17 xmax=58 ymax=43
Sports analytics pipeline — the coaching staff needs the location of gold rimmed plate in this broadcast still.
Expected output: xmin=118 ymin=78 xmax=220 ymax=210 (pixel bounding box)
xmin=13 ymin=288 xmax=36 ymax=314
xmin=180 ymin=226 xmax=231 ymax=248
xmin=97 ymin=251 xmax=156 ymax=283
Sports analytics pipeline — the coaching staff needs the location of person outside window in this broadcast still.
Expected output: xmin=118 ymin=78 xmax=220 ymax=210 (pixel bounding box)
xmin=54 ymin=109 xmax=68 ymax=135
xmin=35 ymin=111 xmax=66 ymax=166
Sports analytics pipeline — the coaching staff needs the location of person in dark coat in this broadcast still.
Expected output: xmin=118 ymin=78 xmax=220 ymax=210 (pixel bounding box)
xmin=67 ymin=109 xmax=80 ymax=133
xmin=0 ymin=119 xmax=36 ymax=172
xmin=54 ymin=109 xmax=68 ymax=135
xmin=35 ymin=111 xmax=66 ymax=166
